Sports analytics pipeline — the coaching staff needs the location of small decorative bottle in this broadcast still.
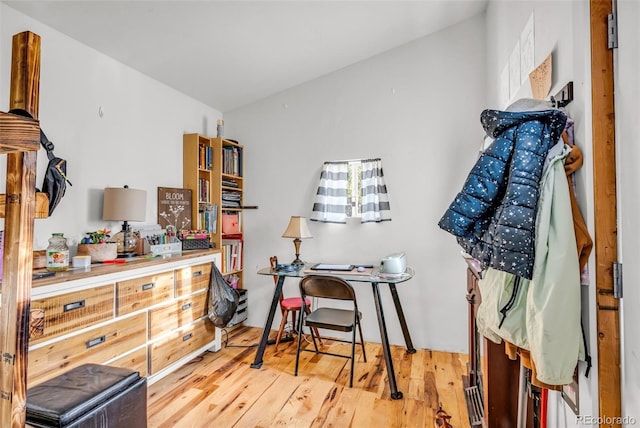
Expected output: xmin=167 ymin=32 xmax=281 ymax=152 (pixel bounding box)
xmin=46 ymin=233 xmax=69 ymax=271
xmin=217 ymin=119 xmax=224 ymax=138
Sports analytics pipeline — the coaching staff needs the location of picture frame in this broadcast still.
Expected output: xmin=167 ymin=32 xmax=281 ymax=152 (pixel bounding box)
xmin=157 ymin=187 xmax=192 ymax=231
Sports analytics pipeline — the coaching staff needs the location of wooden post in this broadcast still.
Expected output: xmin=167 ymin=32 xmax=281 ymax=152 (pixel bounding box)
xmin=0 ymin=31 xmax=40 ymax=428
xmin=9 ymin=31 xmax=40 ymax=117
xmin=590 ymin=0 xmax=622 ymax=426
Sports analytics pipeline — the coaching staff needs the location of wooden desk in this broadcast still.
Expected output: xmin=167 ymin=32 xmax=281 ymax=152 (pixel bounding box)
xmin=252 ymin=264 xmax=415 ymax=400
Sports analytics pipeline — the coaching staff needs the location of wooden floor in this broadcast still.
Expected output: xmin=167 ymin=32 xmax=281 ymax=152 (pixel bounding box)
xmin=147 ymin=326 xmax=471 ymax=427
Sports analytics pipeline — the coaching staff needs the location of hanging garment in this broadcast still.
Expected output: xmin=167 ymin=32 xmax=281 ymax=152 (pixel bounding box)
xmin=438 ymin=109 xmax=567 ymax=279
xmin=564 ymin=144 xmax=593 ymax=271
xmin=476 ymin=144 xmax=582 ymax=386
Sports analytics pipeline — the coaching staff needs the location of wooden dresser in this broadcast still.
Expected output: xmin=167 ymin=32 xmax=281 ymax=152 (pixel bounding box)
xmin=27 ymin=249 xmax=221 ymax=388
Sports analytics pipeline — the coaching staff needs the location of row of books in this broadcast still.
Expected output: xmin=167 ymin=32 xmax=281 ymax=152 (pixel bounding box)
xmin=222 ymin=179 xmax=239 ymax=188
xmin=198 ymin=144 xmax=213 ymax=170
xmin=221 ymin=238 xmax=242 ymax=273
xmin=222 ymin=190 xmax=241 ymax=208
xmin=223 ymin=146 xmax=242 ymax=176
xmin=198 ymin=204 xmax=217 ymax=233
xmin=198 ymin=178 xmax=210 ymax=202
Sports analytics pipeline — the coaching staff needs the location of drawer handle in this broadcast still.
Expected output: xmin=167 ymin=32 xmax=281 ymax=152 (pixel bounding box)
xmin=193 ymin=271 xmax=202 ymax=278
xmin=182 ymin=333 xmax=193 ymax=342
xmin=181 ymin=302 xmax=192 ymax=311
xmin=63 ymin=300 xmax=86 ymax=312
xmin=86 ymin=335 xmax=106 ymax=349
xmin=142 ymin=282 xmax=155 ymax=291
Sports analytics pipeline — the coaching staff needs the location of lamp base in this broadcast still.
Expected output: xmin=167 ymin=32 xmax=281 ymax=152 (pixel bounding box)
xmin=291 ymin=258 xmax=304 ymax=266
xmin=112 ymin=227 xmax=138 ymax=257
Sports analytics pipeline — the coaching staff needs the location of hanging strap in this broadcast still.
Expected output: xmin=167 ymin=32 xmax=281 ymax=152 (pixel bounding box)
xmin=581 ymin=316 xmax=592 ymax=378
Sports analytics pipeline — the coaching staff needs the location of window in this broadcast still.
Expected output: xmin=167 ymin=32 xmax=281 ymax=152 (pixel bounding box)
xmin=311 ymin=158 xmax=390 ymax=224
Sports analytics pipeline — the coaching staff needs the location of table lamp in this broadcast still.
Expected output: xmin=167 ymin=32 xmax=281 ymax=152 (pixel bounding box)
xmin=103 ymin=185 xmax=147 ymax=257
xmin=282 ymin=216 xmax=313 ymax=266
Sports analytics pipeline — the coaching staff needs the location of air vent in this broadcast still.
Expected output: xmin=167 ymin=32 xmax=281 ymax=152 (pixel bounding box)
xmin=464 ymin=385 xmax=485 ymax=426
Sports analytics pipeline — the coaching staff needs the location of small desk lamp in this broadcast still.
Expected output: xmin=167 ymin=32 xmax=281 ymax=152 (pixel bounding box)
xmin=282 ymin=216 xmax=313 ymax=266
xmin=103 ymin=185 xmax=147 ymax=257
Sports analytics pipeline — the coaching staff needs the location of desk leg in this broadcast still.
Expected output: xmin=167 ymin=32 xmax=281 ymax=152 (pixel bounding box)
xmin=371 ymin=281 xmax=403 ymax=400
xmin=251 ymin=275 xmax=285 ymax=369
xmin=389 ymin=283 xmax=416 ymax=353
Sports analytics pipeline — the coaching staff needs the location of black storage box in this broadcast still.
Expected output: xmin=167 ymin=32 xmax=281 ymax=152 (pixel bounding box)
xmin=26 ymin=364 xmax=147 ymax=428
xmin=181 ymin=237 xmax=210 ymax=251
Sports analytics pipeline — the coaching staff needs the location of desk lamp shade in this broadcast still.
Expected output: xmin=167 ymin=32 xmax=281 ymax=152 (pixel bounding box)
xmin=103 ymin=185 xmax=147 ymax=257
xmin=282 ymin=216 xmax=312 ymax=266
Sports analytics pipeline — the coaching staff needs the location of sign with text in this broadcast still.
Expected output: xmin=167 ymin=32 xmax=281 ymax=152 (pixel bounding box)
xmin=157 ymin=187 xmax=192 ymax=231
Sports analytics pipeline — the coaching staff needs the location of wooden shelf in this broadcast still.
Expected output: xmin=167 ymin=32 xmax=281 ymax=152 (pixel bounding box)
xmin=184 ymin=134 xmax=245 ymax=292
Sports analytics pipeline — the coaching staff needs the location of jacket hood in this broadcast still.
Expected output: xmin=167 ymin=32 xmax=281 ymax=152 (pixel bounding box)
xmin=481 ymin=109 xmax=567 ymax=139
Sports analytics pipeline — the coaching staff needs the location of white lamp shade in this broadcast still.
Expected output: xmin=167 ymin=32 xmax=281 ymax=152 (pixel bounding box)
xmin=281 ymin=216 xmax=313 ymax=239
xmin=103 ymin=187 xmax=147 ymax=222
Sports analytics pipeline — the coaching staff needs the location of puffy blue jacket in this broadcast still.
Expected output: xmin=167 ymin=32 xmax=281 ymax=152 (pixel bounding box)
xmin=438 ymin=109 xmax=567 ymax=279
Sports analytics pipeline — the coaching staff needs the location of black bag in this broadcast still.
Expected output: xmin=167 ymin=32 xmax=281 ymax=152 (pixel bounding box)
xmin=208 ymin=262 xmax=240 ymax=328
xmin=8 ymin=109 xmax=72 ymax=216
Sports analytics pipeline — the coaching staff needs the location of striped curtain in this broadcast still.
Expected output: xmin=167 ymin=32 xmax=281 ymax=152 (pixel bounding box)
xmin=310 ymin=162 xmax=349 ymax=224
xmin=360 ymin=158 xmax=391 ymax=223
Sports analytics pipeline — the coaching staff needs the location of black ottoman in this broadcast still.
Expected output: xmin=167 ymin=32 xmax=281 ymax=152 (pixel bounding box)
xmin=26 ymin=364 xmax=147 ymax=428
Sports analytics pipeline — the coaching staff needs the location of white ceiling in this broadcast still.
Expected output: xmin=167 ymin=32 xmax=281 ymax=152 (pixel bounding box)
xmin=6 ymin=1 xmax=487 ymax=112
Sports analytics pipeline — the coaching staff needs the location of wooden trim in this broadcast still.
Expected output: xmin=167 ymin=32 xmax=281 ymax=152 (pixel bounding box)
xmin=590 ymin=0 xmax=622 ymax=425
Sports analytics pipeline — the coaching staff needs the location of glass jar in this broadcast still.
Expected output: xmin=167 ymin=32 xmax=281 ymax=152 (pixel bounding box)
xmin=46 ymin=233 xmax=69 ymax=271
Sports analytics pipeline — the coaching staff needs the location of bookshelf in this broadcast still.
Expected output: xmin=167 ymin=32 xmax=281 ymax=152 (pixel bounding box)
xmin=183 ymin=134 xmax=216 ymax=238
xmin=215 ymin=137 xmax=244 ymax=290
xmin=183 ymin=134 xmax=244 ymax=291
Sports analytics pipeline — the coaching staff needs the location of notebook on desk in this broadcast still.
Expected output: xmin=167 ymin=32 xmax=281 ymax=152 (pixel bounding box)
xmin=310 ymin=263 xmax=354 ymax=271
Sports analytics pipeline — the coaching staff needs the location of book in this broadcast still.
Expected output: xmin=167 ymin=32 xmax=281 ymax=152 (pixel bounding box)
xmin=222 ymin=238 xmax=243 ymax=272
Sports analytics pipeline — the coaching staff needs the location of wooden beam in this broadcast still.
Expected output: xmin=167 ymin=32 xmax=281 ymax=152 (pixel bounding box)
xmin=0 ymin=193 xmax=49 ymax=219
xmin=0 ymin=112 xmax=39 ymax=153
xmin=0 ymin=30 xmax=40 ymax=428
xmin=590 ymin=0 xmax=621 ymax=425
xmin=0 ymin=109 xmax=50 ymax=219
xmin=9 ymin=31 xmax=40 ymax=117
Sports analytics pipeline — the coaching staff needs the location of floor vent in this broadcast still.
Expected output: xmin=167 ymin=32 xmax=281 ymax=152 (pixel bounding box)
xmin=464 ymin=385 xmax=484 ymax=426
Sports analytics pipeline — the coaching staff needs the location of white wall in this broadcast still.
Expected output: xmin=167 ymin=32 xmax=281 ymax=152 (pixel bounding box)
xmin=485 ymin=1 xmax=598 ymax=426
xmin=617 ymin=0 xmax=640 ymax=423
xmin=225 ymin=13 xmax=486 ymax=352
xmin=0 ymin=4 xmax=223 ymax=249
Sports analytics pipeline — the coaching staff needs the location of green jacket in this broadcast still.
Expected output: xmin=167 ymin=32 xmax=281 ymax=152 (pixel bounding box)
xmin=476 ymin=144 xmax=582 ymax=385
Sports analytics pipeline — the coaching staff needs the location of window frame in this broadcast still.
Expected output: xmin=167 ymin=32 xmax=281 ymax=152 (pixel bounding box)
xmin=346 ymin=161 xmax=362 ymax=218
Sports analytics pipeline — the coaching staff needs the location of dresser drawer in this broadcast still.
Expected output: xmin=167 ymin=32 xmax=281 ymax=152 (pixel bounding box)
xmin=148 ymin=291 xmax=208 ymax=339
xmin=149 ymin=318 xmax=216 ymax=374
xmin=108 ymin=347 xmax=148 ymax=378
xmin=116 ymin=271 xmax=175 ymax=315
xmin=28 ymin=313 xmax=146 ymax=387
xmin=175 ymin=262 xmax=212 ymax=296
xmin=29 ymin=285 xmax=115 ymax=344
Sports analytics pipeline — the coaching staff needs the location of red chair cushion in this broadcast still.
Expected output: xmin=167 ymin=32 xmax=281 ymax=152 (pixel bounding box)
xmin=281 ymin=297 xmax=311 ymax=310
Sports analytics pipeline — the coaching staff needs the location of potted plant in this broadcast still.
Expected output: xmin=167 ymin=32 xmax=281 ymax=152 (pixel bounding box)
xmin=76 ymin=229 xmax=118 ymax=262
